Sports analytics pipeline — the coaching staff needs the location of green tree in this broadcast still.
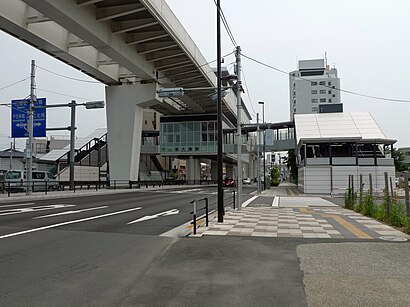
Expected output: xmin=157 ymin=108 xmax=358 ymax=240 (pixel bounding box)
xmin=284 ymin=150 xmax=298 ymax=183
xmin=393 ymin=148 xmax=408 ymax=172
xmin=270 ymin=166 xmax=280 ymax=186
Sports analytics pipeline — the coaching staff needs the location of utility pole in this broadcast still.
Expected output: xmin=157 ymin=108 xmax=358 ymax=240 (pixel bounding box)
xmin=235 ymin=46 xmax=242 ymax=209
xmin=256 ymin=113 xmax=260 ymax=194
xmin=26 ymin=60 xmax=35 ymax=195
xmin=69 ymin=100 xmax=76 ymax=190
xmin=216 ymin=0 xmax=223 ymax=222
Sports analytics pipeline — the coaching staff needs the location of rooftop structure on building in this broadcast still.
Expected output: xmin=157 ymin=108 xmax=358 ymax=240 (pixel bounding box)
xmin=289 ymin=58 xmax=342 ymax=119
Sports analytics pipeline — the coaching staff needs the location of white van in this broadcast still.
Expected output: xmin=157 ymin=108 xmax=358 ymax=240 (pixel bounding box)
xmin=4 ymin=170 xmax=59 ymax=191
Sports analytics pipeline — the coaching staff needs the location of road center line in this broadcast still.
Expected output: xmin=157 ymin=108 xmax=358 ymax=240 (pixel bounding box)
xmin=0 ymin=207 xmax=141 ymax=240
xmin=0 ymin=203 xmax=35 ymax=208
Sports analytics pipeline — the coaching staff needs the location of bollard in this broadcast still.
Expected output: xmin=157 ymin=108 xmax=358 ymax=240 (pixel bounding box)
xmin=233 ymin=190 xmax=236 ymax=209
xmin=8 ymin=182 xmax=10 ymax=197
xmin=114 ymin=180 xmax=116 ymax=190
xmin=193 ymin=201 xmax=197 ymax=235
xmin=205 ymin=197 xmax=209 ymax=227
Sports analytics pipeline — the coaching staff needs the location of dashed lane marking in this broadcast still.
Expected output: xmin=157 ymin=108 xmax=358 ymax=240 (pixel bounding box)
xmin=33 ymin=206 xmax=108 ymax=219
xmin=0 ymin=207 xmax=142 ymax=240
xmin=0 ymin=204 xmax=75 ymax=216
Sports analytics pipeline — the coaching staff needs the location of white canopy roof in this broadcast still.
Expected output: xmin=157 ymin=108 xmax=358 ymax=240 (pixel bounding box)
xmin=294 ymin=112 xmax=394 ymax=145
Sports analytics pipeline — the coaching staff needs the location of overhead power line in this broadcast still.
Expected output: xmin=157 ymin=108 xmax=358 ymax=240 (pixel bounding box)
xmin=213 ymin=0 xmax=238 ymax=47
xmin=36 ymin=65 xmax=102 ymax=84
xmin=242 ymin=53 xmax=410 ymax=103
xmin=0 ymin=77 xmax=30 ymax=92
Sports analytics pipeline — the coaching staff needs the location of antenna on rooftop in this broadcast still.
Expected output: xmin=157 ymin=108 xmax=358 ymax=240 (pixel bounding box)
xmin=325 ymin=51 xmax=328 ymax=68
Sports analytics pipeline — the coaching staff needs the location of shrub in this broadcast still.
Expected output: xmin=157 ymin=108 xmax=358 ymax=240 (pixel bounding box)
xmin=373 ymin=203 xmax=386 ymax=221
xmin=389 ymin=201 xmax=406 ymax=227
xmin=404 ymin=217 xmax=410 ymax=234
xmin=344 ymin=188 xmax=357 ymax=209
xmin=361 ymin=194 xmax=375 ymax=217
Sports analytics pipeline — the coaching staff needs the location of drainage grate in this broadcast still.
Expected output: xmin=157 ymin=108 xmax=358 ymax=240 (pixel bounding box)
xmin=247 ymin=203 xmax=270 ymax=207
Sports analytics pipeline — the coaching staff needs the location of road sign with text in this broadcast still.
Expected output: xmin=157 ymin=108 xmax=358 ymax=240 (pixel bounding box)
xmin=11 ymin=98 xmax=46 ymax=138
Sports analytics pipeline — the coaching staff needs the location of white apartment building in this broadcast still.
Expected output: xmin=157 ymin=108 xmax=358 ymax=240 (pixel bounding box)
xmin=289 ymin=59 xmax=342 ymax=119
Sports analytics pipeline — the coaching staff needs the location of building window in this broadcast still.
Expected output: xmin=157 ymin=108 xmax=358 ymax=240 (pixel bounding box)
xmin=319 ymin=81 xmax=325 ymax=85
xmin=329 ymin=99 xmax=332 ymax=102
xmin=319 ymin=90 xmax=326 ymax=94
xmin=328 ymin=81 xmax=332 ymax=86
xmin=311 ymin=82 xmax=317 ymax=86
xmin=320 ymin=98 xmax=326 ymax=102
xmin=328 ymin=90 xmax=332 ymax=94
xmin=311 ymin=90 xmax=317 ymax=94
xmin=311 ymin=107 xmax=318 ymax=112
xmin=311 ymin=98 xmax=318 ymax=103
xmin=332 ymin=94 xmax=336 ymax=97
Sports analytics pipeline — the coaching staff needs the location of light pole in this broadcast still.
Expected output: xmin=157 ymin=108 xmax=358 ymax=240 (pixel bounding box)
xmin=258 ymin=101 xmax=266 ymax=190
xmin=216 ymin=0 xmax=223 ymax=222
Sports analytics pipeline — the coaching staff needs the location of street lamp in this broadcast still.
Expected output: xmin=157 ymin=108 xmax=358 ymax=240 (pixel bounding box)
xmin=258 ymin=101 xmax=266 ymax=191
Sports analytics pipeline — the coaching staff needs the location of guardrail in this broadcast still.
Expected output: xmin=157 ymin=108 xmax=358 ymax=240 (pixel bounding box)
xmin=190 ymin=190 xmax=235 ymax=235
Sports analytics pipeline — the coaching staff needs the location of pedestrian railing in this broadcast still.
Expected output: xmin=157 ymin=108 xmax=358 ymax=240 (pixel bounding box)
xmin=189 ymin=190 xmax=236 ymax=235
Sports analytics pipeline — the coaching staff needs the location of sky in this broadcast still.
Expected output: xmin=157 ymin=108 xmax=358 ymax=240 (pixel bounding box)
xmin=0 ymin=0 xmax=409 ymax=150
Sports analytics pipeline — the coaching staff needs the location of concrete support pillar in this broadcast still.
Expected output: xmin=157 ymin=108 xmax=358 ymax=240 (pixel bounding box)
xmin=211 ymin=160 xmax=218 ymax=183
xmin=106 ymin=83 xmax=160 ymax=184
xmin=242 ymin=161 xmax=249 ymax=178
xmin=186 ymin=156 xmax=201 ymax=185
xmin=248 ymin=155 xmax=257 ymax=180
xmin=226 ymin=164 xmax=234 ymax=178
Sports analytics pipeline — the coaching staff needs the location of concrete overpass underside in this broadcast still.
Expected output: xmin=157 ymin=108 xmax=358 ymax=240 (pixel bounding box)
xmin=0 ymin=0 xmax=252 ymax=182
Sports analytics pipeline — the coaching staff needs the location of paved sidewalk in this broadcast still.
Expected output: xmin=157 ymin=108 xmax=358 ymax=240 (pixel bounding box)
xmin=198 ymin=186 xmax=408 ymax=241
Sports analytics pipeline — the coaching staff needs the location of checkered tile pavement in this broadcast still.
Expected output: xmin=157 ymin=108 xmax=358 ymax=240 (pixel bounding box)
xmin=201 ymin=206 xmax=408 ymax=240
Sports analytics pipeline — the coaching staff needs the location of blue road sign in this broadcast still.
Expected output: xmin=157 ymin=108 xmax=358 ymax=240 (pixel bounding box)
xmin=11 ymin=98 xmax=46 ymax=138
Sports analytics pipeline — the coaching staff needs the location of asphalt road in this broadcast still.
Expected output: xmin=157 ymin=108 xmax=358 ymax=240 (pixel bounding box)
xmin=0 ymin=186 xmax=257 ymax=306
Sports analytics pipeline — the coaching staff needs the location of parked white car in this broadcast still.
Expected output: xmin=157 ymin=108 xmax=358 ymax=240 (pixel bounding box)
xmin=242 ymin=177 xmax=251 ymax=185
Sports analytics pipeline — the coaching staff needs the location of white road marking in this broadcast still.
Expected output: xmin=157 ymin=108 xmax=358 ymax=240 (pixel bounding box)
xmin=0 ymin=207 xmax=142 ymax=240
xmin=0 ymin=204 xmax=75 ymax=216
xmin=272 ymin=196 xmax=280 ymax=207
xmin=0 ymin=203 xmax=35 ymax=209
xmin=33 ymin=206 xmax=109 ymax=219
xmin=127 ymin=208 xmax=179 ymax=224
xmin=242 ymin=195 xmax=258 ymax=208
xmin=170 ymin=188 xmax=203 ymax=194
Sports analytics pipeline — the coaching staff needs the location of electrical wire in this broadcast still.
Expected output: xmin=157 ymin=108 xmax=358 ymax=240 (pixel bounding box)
xmin=36 ymin=65 xmax=102 ymax=84
xmin=213 ymin=0 xmax=238 ymax=47
xmin=0 ymin=77 xmax=30 ymax=92
xmin=242 ymin=53 xmax=410 ymax=103
xmin=241 ymin=68 xmax=257 ymax=118
xmin=36 ymin=88 xmax=93 ymax=101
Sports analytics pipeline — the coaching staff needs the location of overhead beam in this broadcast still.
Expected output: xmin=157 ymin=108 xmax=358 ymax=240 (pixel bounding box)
xmin=137 ymin=41 xmax=178 ymax=54
xmin=155 ymin=58 xmax=191 ymax=70
xmin=126 ymin=31 xmax=169 ymax=45
xmin=21 ymin=0 xmax=158 ymax=80
xmin=97 ymin=3 xmax=147 ymax=21
xmin=77 ymin=0 xmax=104 ymax=6
xmin=112 ymin=18 xmax=158 ymax=34
xmin=147 ymin=50 xmax=185 ymax=62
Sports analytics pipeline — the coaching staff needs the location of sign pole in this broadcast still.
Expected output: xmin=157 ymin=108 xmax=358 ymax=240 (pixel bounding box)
xmin=26 ymin=60 xmax=35 ymax=195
